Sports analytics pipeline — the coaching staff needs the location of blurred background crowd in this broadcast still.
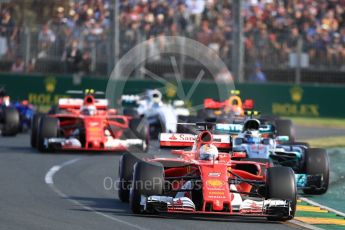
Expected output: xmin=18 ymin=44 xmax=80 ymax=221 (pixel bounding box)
xmin=0 ymin=0 xmax=344 ymax=81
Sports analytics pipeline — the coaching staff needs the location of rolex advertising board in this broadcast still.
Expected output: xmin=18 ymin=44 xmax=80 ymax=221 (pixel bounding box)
xmin=237 ymin=83 xmax=345 ymax=118
xmin=0 ymin=74 xmax=344 ymax=118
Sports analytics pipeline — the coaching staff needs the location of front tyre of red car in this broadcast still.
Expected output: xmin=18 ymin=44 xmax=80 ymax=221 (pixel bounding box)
xmin=30 ymin=113 xmax=43 ymax=148
xmin=129 ymin=161 xmax=164 ymax=214
xmin=37 ymin=116 xmax=58 ymax=153
xmin=266 ymin=166 xmax=297 ymax=221
xmin=118 ymin=153 xmax=141 ymax=202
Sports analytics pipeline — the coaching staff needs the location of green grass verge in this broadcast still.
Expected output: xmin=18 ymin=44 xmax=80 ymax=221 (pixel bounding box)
xmin=284 ymin=117 xmax=345 ymax=129
xmin=300 ymin=136 xmax=345 ymax=148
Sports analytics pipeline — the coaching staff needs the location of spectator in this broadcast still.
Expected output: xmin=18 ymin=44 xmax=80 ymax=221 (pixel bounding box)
xmin=249 ymin=63 xmax=267 ymax=83
xmin=215 ymin=67 xmax=233 ymax=83
xmin=62 ymin=40 xmax=83 ymax=73
xmin=0 ymin=10 xmax=17 ymax=57
xmin=37 ymin=23 xmax=56 ymax=58
xmin=196 ymin=19 xmax=212 ymax=46
xmin=10 ymin=56 xmax=24 ymax=73
xmin=2 ymin=0 xmax=345 ymax=75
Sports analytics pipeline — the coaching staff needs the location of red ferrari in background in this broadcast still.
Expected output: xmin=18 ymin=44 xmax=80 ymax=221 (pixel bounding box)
xmin=118 ymin=123 xmax=297 ymax=221
xmin=31 ymin=91 xmax=149 ymax=153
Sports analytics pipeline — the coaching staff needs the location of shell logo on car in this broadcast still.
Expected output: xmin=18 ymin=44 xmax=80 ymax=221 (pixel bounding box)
xmin=206 ymin=179 xmax=224 ymax=188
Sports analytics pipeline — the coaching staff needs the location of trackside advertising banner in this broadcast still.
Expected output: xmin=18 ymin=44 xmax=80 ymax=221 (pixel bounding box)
xmin=0 ymin=73 xmax=344 ymax=118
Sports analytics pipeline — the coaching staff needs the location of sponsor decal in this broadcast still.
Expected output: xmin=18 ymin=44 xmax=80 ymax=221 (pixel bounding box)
xmin=290 ymin=86 xmax=303 ymax=103
xmin=169 ymin=134 xmax=178 ymax=140
xmin=272 ymin=103 xmax=319 ymax=117
xmin=272 ymin=86 xmax=319 ymax=117
xmin=90 ymin=122 xmax=100 ymax=127
xmin=208 ymin=196 xmax=226 ymax=199
xmin=28 ymin=93 xmax=68 ymax=106
xmin=166 ymin=134 xmax=196 ymax=142
xmin=209 ymin=191 xmax=225 ymax=195
xmin=206 ymin=179 xmax=224 ymax=188
xmin=208 ymin=172 xmax=221 ymax=177
xmin=250 ymin=144 xmax=265 ymax=151
xmin=45 ymin=77 xmax=57 ymax=93
xmin=89 ymin=127 xmax=102 ymax=132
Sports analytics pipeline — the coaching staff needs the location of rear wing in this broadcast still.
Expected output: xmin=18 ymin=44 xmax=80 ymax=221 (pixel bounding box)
xmin=203 ymin=98 xmax=226 ymax=109
xmin=159 ymin=133 xmax=231 ymax=150
xmin=121 ymin=95 xmax=141 ymax=107
xmin=215 ymin=123 xmax=274 ymax=135
xmin=58 ymin=98 xmax=108 ymax=110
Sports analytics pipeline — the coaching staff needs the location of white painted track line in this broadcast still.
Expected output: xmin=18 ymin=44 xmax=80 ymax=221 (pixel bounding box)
xmin=44 ymin=158 xmax=149 ymax=230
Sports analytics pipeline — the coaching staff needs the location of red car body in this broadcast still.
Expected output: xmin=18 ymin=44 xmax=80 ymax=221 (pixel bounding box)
xmin=123 ymin=129 xmax=295 ymax=220
xmin=33 ymin=94 xmax=147 ymax=152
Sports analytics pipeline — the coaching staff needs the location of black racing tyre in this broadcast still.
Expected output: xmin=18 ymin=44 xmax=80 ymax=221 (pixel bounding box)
xmin=2 ymin=108 xmax=20 ymax=136
xmin=303 ymin=148 xmax=329 ymax=195
xmin=197 ymin=109 xmax=215 ymax=121
xmin=260 ymin=114 xmax=280 ymax=124
xmin=275 ymin=119 xmax=295 ymax=142
xmin=118 ymin=153 xmax=141 ymax=202
xmin=123 ymin=108 xmax=139 ymax=117
xmin=266 ymin=167 xmax=296 ymax=221
xmin=128 ymin=118 xmax=149 ymax=152
xmin=30 ymin=113 xmax=43 ymax=148
xmin=37 ymin=116 xmax=59 ymax=152
xmin=149 ymin=117 xmax=165 ymax=140
xmin=177 ymin=115 xmax=199 ymax=134
xmin=48 ymin=106 xmax=69 ymax=115
xmin=129 ymin=161 xmax=164 ymax=214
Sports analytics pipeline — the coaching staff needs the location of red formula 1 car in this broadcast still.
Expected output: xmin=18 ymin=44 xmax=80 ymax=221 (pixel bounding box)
xmin=118 ymin=123 xmax=297 ymax=221
xmin=31 ymin=92 xmax=149 ymax=153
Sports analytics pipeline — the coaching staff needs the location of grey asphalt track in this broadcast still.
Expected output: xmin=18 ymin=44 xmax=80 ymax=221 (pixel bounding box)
xmin=0 ymin=125 xmax=340 ymax=230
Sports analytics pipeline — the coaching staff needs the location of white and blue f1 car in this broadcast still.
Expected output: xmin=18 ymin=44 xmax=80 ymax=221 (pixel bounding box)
xmin=215 ymin=119 xmax=329 ymax=195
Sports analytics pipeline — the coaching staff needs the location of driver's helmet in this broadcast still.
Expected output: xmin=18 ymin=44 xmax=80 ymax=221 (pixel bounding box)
xmin=199 ymin=144 xmax=219 ymax=161
xmin=243 ymin=119 xmax=260 ymax=131
xmin=244 ymin=129 xmax=261 ymax=144
xmin=149 ymin=89 xmax=162 ymax=104
xmin=80 ymin=105 xmax=97 ymax=116
xmin=244 ymin=131 xmax=256 ymax=144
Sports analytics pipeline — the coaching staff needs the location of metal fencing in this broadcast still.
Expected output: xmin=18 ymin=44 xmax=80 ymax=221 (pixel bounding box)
xmin=0 ymin=24 xmax=344 ymax=82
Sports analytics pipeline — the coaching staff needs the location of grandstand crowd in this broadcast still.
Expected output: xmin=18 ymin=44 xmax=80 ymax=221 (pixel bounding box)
xmin=0 ymin=0 xmax=344 ymax=74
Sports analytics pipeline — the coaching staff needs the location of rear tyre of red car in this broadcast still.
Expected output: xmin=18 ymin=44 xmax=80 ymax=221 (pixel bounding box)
xmin=118 ymin=153 xmax=141 ymax=202
xmin=37 ymin=116 xmax=58 ymax=152
xmin=30 ymin=113 xmax=43 ymax=148
xmin=266 ymin=166 xmax=296 ymax=221
xmin=129 ymin=161 xmax=164 ymax=214
xmin=2 ymin=108 xmax=20 ymax=136
xmin=303 ymin=148 xmax=329 ymax=195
